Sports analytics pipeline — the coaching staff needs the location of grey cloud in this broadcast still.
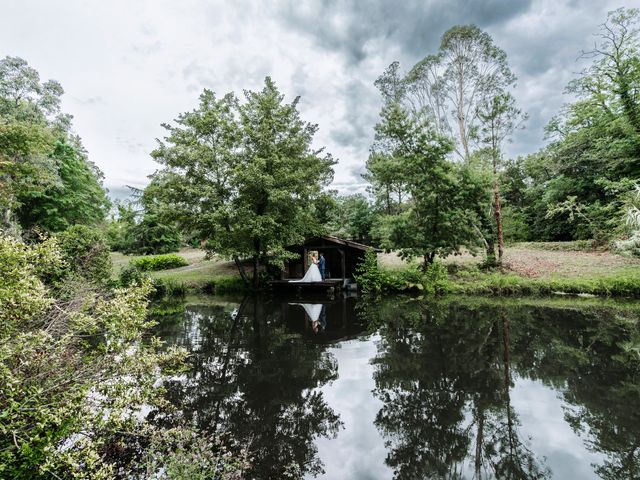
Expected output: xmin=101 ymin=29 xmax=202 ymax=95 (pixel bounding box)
xmin=329 ymin=79 xmax=379 ymax=152
xmin=276 ymin=0 xmax=534 ymax=65
xmin=117 ymin=136 xmax=147 ymax=154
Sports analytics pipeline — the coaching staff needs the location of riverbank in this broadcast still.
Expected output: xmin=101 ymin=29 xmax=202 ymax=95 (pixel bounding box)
xmin=111 ymin=243 xmax=640 ymax=298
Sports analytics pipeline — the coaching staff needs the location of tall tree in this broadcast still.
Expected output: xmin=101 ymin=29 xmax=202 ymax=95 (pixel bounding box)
xmin=476 ymin=93 xmax=526 ymax=264
xmin=372 ymin=25 xmax=522 ymax=263
xmin=0 ymin=56 xmax=107 ymax=233
xmin=151 ymin=79 xmax=335 ymax=288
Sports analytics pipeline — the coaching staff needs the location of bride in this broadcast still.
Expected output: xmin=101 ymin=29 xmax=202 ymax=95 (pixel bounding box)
xmin=290 ymin=253 xmax=323 ymax=282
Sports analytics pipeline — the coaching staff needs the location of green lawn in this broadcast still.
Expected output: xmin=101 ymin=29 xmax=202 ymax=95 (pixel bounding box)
xmin=111 ymin=248 xmax=239 ymax=288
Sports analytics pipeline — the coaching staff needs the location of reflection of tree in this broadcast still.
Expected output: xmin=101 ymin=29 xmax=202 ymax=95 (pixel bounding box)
xmin=158 ymin=296 xmax=342 ymax=478
xmin=371 ymin=299 xmax=549 ymax=479
xmin=506 ymin=304 xmax=640 ymax=480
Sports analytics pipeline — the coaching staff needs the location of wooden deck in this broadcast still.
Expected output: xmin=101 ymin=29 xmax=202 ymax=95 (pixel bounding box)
xmin=269 ymin=279 xmax=344 ymax=292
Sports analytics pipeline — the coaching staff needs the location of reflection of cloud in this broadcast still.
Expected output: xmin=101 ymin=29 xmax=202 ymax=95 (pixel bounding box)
xmin=309 ymin=336 xmax=393 ymax=480
xmin=511 ymin=378 xmax=605 ymax=480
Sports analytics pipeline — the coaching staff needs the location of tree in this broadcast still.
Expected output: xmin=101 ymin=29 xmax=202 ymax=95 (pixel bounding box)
xmin=16 ymin=140 xmax=110 ymax=232
xmin=476 ymin=93 xmax=527 ymax=264
xmin=151 ymin=79 xmax=335 ymax=288
xmin=0 ymin=56 xmax=108 ymax=234
xmin=327 ymin=194 xmax=375 ymax=243
xmin=523 ymin=8 xmax=640 ymax=242
xmin=403 ymin=25 xmax=517 ymax=163
xmin=372 ymin=26 xmax=521 ymax=263
xmin=372 ymin=103 xmax=474 ymax=268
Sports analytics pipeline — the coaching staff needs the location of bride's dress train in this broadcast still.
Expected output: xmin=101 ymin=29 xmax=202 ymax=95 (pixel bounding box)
xmin=289 ymin=263 xmax=323 ymax=282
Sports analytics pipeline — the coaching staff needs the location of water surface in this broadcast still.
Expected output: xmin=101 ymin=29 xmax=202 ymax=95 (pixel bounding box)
xmin=154 ymin=295 xmax=640 ymax=480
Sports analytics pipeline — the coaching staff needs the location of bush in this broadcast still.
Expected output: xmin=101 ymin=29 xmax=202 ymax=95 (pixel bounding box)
xmin=130 ymin=253 xmax=188 ymax=271
xmin=354 ymin=251 xmax=451 ymax=295
xmin=152 ymin=278 xmax=187 ymax=298
xmin=423 ymin=262 xmax=453 ymax=295
xmin=201 ymin=276 xmax=246 ymax=295
xmin=57 ymin=225 xmax=112 ymax=284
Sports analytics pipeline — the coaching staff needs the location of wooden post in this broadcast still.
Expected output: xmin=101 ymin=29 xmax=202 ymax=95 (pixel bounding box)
xmin=339 ymin=248 xmax=346 ymax=284
xmin=303 ymin=248 xmax=308 ymax=274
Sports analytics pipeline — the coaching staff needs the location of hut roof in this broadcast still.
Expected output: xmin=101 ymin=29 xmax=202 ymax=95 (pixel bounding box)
xmin=300 ymin=235 xmax=375 ymax=251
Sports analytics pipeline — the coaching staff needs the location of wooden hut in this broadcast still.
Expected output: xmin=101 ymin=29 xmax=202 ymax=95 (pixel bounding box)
xmin=276 ymin=235 xmax=373 ymax=289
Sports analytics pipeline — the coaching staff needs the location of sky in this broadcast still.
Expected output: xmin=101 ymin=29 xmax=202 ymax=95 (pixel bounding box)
xmin=0 ymin=0 xmax=630 ymax=199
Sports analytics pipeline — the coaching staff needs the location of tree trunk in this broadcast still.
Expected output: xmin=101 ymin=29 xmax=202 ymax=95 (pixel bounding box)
xmin=422 ymin=252 xmax=435 ymax=269
xmin=233 ymin=256 xmax=250 ymax=286
xmin=493 ymin=183 xmax=504 ymax=266
xmin=475 ymin=407 xmax=485 ymax=479
xmin=492 ymin=151 xmax=504 ymax=266
xmin=2 ymin=206 xmax=11 ymax=231
xmin=252 ymin=255 xmax=260 ymax=290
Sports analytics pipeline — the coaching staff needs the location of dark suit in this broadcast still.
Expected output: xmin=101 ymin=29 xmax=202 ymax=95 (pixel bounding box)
xmin=319 ymin=256 xmax=326 ymax=280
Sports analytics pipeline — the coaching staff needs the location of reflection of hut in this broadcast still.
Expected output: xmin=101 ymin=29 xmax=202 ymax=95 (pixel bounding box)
xmin=280 ymin=235 xmax=374 ymax=285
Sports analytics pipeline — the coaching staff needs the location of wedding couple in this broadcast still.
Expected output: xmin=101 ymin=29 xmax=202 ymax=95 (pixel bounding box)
xmin=290 ymin=252 xmax=326 ymax=283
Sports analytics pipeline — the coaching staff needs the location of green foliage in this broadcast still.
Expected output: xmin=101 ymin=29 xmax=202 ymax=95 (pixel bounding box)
xmin=118 ymin=263 xmax=150 ymax=287
xmin=614 ymin=184 xmax=640 ymax=256
xmin=104 ymin=201 xmax=137 ymax=251
xmin=453 ymin=271 xmax=640 ymax=297
xmin=369 ymin=103 xmax=476 ymax=266
xmin=515 ymin=240 xmax=598 ymax=251
xmin=130 ymin=253 xmax=188 ymax=271
xmin=57 ymin=225 xmax=112 ymax=284
xmin=201 ymin=276 xmax=247 ymax=294
xmin=326 ymin=193 xmax=375 ymax=243
xmin=0 ymin=235 xmax=247 ymax=478
xmin=0 ymin=235 xmax=61 ymax=333
xmin=355 ymin=251 xmax=451 ymax=295
xmin=500 ymin=9 xmax=640 ymax=243
xmin=16 ymin=140 xmax=110 ymax=232
xmin=150 ymin=78 xmax=336 ymax=288
xmin=0 ymin=56 xmax=109 ymax=234
xmin=151 ymin=278 xmax=187 ymax=298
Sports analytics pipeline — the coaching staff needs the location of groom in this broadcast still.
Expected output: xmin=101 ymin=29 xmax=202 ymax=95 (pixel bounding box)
xmin=319 ymin=252 xmax=326 ymax=281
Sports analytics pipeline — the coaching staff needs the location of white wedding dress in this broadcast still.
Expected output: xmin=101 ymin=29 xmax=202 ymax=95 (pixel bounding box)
xmin=289 ymin=262 xmax=323 ymax=283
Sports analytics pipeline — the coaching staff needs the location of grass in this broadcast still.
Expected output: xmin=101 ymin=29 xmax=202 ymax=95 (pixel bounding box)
xmin=111 ymin=247 xmax=242 ymax=291
xmin=112 ymin=244 xmax=640 ymax=298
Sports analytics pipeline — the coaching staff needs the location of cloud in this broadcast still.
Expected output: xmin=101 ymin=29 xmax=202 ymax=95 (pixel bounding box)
xmin=275 ymin=0 xmax=535 ymax=64
xmin=0 ymin=0 xmax=624 ymax=197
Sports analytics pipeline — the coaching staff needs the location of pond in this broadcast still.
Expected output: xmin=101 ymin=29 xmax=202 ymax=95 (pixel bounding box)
xmin=153 ymin=294 xmax=640 ymax=480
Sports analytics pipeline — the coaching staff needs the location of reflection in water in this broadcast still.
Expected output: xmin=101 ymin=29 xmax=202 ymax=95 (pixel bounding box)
xmin=153 ymin=296 xmax=640 ymax=480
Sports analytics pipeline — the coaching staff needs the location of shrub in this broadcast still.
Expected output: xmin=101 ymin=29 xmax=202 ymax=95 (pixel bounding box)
xmin=119 ymin=264 xmax=151 ymax=287
xmin=201 ymin=276 xmax=246 ymax=295
xmin=423 ymin=262 xmax=453 ymax=295
xmin=130 ymin=253 xmax=188 ymax=271
xmin=57 ymin=225 xmax=112 ymax=284
xmin=152 ymin=278 xmax=187 ymax=298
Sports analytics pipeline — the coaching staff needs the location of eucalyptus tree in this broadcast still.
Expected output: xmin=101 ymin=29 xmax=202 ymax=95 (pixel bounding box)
xmin=403 ymin=25 xmax=517 ymax=163
xmin=369 ymin=26 xmax=523 ymax=263
xmin=151 ymin=78 xmax=335 ymax=288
